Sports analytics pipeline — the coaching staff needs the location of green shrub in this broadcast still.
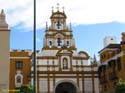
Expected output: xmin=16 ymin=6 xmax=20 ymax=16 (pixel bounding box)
xmin=115 ymin=81 xmax=125 ymax=93
xmin=19 ymin=84 xmax=33 ymax=93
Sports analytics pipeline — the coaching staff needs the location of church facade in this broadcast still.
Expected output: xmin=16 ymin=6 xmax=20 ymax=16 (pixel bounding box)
xmin=31 ymin=6 xmax=99 ymax=93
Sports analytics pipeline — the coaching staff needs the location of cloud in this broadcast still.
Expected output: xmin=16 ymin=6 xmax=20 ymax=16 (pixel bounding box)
xmin=0 ymin=0 xmax=125 ymax=30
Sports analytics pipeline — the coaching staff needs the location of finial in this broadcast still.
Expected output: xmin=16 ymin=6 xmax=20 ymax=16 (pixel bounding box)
xmin=70 ymin=22 xmax=72 ymax=31
xmin=62 ymin=7 xmax=65 ymax=13
xmin=1 ymin=9 xmax=5 ymax=15
xmin=90 ymin=57 xmax=93 ymax=64
xmin=93 ymin=54 xmax=97 ymax=66
xmin=46 ymin=21 xmax=48 ymax=30
xmin=93 ymin=54 xmax=97 ymax=63
xmin=52 ymin=6 xmax=54 ymax=13
xmin=56 ymin=3 xmax=59 ymax=11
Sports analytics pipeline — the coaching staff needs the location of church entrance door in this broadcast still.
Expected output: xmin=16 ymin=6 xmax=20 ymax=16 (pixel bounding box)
xmin=55 ymin=82 xmax=76 ymax=93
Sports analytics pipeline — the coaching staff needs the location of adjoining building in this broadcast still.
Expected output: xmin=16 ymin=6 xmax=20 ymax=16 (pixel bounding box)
xmin=9 ymin=49 xmax=32 ymax=90
xmin=0 ymin=5 xmax=100 ymax=93
xmin=98 ymin=35 xmax=125 ymax=93
xmin=0 ymin=9 xmax=32 ymax=92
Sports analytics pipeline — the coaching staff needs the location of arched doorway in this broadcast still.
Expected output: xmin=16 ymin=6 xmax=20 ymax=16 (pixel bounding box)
xmin=55 ymin=82 xmax=77 ymax=93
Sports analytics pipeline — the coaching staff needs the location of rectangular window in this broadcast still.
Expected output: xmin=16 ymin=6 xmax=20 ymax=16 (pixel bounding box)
xmin=117 ymin=57 xmax=121 ymax=71
xmin=16 ymin=61 xmax=23 ymax=69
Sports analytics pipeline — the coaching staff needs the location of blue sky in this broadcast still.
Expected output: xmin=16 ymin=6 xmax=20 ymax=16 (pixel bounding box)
xmin=1 ymin=0 xmax=125 ymax=60
xmin=10 ymin=22 xmax=125 ymax=61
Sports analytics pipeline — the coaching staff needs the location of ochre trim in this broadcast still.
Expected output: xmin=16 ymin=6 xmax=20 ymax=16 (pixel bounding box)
xmin=70 ymin=55 xmax=72 ymax=71
xmin=32 ymin=76 xmax=98 ymax=78
xmin=82 ymin=73 xmax=85 ymax=93
xmin=73 ymin=57 xmax=89 ymax=60
xmin=37 ymin=65 xmax=58 ymax=67
xmin=0 ymin=29 xmax=10 ymax=31
xmin=42 ymin=47 xmax=76 ymax=51
xmin=91 ymin=67 xmax=95 ymax=93
xmin=47 ymin=73 xmax=50 ymax=93
xmin=32 ymin=71 xmax=98 ymax=74
xmin=37 ymin=56 xmax=57 ymax=59
xmin=37 ymin=77 xmax=39 ymax=93
xmin=77 ymin=74 xmax=79 ymax=87
xmin=59 ymin=55 xmax=61 ymax=71
xmin=53 ymin=73 xmax=55 ymax=92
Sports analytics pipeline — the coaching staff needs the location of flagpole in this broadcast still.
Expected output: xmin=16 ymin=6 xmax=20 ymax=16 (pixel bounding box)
xmin=33 ymin=0 xmax=37 ymax=92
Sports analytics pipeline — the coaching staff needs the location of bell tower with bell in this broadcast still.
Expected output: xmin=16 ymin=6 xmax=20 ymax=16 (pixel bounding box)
xmin=42 ymin=3 xmax=76 ymax=50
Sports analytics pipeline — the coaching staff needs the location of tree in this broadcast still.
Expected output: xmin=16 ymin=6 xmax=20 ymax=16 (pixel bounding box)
xmin=19 ymin=84 xmax=33 ymax=93
xmin=115 ymin=81 xmax=125 ymax=93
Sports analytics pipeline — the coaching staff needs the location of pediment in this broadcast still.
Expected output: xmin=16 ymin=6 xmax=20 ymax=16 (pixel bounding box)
xmin=55 ymin=33 xmax=64 ymax=39
xmin=78 ymin=51 xmax=89 ymax=58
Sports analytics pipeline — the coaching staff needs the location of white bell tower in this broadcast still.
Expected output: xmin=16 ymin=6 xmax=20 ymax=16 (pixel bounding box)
xmin=103 ymin=36 xmax=117 ymax=47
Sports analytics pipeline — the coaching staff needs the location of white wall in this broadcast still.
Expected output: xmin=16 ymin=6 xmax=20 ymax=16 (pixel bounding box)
xmin=94 ymin=78 xmax=99 ymax=93
xmin=84 ymin=78 xmax=92 ymax=92
xmin=39 ymin=78 xmax=48 ymax=92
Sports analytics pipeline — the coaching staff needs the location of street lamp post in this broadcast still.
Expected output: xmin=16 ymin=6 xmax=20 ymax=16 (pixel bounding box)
xmin=33 ymin=0 xmax=37 ymax=93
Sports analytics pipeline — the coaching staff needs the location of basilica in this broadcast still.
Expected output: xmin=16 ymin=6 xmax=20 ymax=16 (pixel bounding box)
xmin=0 ymin=5 xmax=99 ymax=93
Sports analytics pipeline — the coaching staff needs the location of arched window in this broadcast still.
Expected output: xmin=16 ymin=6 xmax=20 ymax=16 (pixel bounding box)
xmin=49 ymin=41 xmax=52 ymax=47
xmin=63 ymin=58 xmax=68 ymax=69
xmin=49 ymin=41 xmax=52 ymax=45
xmin=66 ymin=41 xmax=69 ymax=46
xmin=55 ymin=21 xmax=63 ymax=30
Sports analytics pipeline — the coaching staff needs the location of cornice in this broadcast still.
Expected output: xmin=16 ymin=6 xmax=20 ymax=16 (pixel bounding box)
xmin=31 ymin=71 xmax=98 ymax=74
xmin=73 ymin=57 xmax=89 ymax=60
xmin=42 ymin=46 xmax=76 ymax=51
xmin=0 ymin=29 xmax=10 ymax=31
xmin=37 ymin=56 xmax=57 ymax=59
xmin=45 ymin=30 xmax=73 ymax=38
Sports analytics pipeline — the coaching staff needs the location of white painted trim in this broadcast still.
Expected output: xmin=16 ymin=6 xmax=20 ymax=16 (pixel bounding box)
xmin=15 ymin=71 xmax=23 ymax=88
